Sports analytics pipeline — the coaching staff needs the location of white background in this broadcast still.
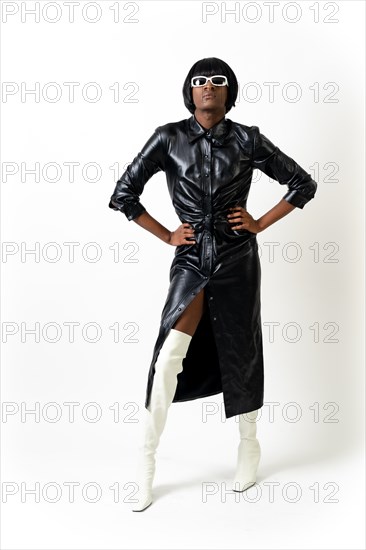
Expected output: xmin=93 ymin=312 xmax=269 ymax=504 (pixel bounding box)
xmin=0 ymin=0 xmax=365 ymax=548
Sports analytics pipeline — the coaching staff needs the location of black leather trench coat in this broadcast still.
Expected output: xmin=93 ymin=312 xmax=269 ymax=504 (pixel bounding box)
xmin=109 ymin=115 xmax=317 ymax=418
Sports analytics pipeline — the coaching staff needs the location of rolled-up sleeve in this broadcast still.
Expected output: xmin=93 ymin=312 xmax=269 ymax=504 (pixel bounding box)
xmin=109 ymin=127 xmax=165 ymax=221
xmin=251 ymin=126 xmax=317 ymax=209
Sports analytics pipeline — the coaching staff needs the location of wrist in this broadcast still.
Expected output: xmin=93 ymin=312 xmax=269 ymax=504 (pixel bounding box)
xmin=255 ymin=218 xmax=267 ymax=232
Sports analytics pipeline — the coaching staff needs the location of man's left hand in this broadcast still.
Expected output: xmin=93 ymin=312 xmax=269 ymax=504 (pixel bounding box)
xmin=227 ymin=206 xmax=261 ymax=234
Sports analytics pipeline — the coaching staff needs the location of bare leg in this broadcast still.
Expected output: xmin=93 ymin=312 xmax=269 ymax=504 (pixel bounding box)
xmin=172 ymin=287 xmax=205 ymax=336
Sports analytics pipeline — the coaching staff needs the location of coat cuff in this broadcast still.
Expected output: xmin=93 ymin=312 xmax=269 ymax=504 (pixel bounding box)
xmin=108 ymin=200 xmax=146 ymax=221
xmin=283 ymin=189 xmax=313 ymax=209
xmin=124 ymin=202 xmax=146 ymax=221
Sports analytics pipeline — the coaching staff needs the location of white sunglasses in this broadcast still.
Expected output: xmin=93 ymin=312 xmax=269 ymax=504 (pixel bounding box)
xmin=191 ymin=75 xmax=229 ymax=87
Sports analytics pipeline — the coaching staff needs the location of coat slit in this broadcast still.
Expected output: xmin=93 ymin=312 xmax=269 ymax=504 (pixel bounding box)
xmin=145 ymin=279 xmax=225 ymax=411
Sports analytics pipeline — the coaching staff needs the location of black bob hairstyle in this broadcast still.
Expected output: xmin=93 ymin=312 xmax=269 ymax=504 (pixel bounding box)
xmin=182 ymin=57 xmax=239 ymax=115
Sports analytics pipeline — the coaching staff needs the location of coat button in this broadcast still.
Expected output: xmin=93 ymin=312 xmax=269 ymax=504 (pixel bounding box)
xmin=209 ymin=296 xmax=213 ymax=301
xmin=213 ymin=317 xmax=217 ymax=321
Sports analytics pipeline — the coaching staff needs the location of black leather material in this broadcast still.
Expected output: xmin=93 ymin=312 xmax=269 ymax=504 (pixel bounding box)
xmin=109 ymin=114 xmax=317 ymax=418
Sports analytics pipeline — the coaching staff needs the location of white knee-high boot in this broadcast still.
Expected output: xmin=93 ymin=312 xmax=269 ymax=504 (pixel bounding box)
xmin=232 ymin=409 xmax=261 ymax=492
xmin=132 ymin=328 xmax=192 ymax=512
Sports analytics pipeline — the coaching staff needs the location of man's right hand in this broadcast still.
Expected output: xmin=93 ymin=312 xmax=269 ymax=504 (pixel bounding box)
xmin=133 ymin=212 xmax=196 ymax=247
xmin=169 ymin=223 xmax=196 ymax=246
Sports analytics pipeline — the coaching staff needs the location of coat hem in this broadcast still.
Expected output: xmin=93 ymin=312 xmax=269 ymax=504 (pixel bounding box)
xmin=172 ymin=388 xmax=223 ymax=403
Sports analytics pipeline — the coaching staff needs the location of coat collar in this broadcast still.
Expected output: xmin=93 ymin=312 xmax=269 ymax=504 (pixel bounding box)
xmin=187 ymin=114 xmax=232 ymax=145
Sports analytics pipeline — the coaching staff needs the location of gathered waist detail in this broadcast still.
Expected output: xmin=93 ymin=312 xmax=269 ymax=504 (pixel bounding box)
xmin=182 ymin=214 xmax=231 ymax=233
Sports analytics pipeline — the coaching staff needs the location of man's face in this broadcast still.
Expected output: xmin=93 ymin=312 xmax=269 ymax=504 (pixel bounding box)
xmin=191 ymin=75 xmax=228 ymax=113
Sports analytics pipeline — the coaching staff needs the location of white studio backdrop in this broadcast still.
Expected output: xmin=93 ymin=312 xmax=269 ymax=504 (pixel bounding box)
xmin=0 ymin=1 xmax=365 ymax=549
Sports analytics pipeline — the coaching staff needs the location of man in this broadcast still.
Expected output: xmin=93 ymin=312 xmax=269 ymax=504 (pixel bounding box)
xmin=109 ymin=57 xmax=317 ymax=511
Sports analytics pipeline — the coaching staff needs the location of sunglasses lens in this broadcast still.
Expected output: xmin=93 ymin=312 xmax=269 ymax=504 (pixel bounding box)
xmin=192 ymin=77 xmax=207 ymax=87
xmin=211 ymin=76 xmax=227 ymax=86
